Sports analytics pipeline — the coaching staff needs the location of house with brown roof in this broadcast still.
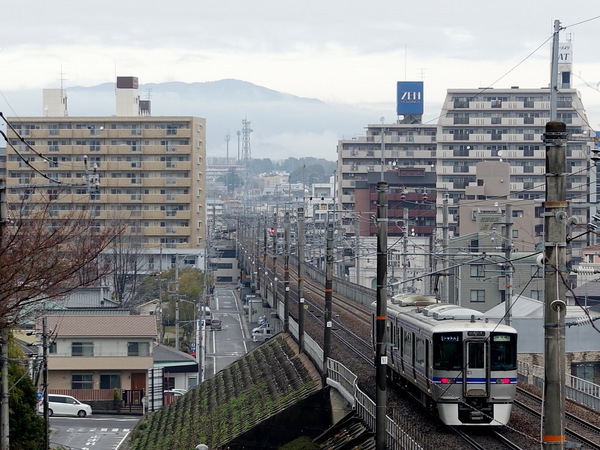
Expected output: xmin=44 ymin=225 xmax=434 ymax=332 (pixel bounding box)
xmin=38 ymin=314 xmax=158 ymax=404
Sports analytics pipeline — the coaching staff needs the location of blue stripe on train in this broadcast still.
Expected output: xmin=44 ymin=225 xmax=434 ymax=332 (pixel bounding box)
xmin=432 ymin=377 xmax=517 ymax=383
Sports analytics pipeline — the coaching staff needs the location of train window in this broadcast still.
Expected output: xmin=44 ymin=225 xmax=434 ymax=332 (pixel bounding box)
xmin=468 ymin=342 xmax=485 ymax=369
xmin=403 ymin=330 xmax=412 ymax=360
xmin=433 ymin=333 xmax=462 ymax=370
xmin=490 ymin=333 xmax=517 ymax=370
xmin=415 ymin=337 xmax=425 ymax=366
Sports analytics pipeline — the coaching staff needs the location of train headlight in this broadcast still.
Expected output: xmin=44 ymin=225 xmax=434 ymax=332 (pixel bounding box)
xmin=440 ymin=378 xmax=455 ymax=384
xmin=496 ymin=378 xmax=511 ymax=384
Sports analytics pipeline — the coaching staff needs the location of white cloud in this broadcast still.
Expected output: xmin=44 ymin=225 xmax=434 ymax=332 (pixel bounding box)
xmin=0 ymin=1 xmax=598 ymax=133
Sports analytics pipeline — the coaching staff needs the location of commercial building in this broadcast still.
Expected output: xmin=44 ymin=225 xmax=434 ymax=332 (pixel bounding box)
xmin=4 ymin=77 xmax=207 ymax=271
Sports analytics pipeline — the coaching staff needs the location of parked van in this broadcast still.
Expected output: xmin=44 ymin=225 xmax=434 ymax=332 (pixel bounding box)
xmin=251 ymin=326 xmax=273 ymax=342
xmin=201 ymin=306 xmax=212 ymax=325
xmin=38 ymin=394 xmax=92 ymax=417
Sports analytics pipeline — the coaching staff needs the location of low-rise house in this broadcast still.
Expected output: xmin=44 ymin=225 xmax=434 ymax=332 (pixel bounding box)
xmin=38 ymin=314 xmax=158 ymax=405
xmin=153 ymin=343 xmax=199 ymax=391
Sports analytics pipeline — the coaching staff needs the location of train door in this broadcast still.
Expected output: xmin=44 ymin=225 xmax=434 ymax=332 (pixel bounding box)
xmin=463 ymin=339 xmax=489 ymax=398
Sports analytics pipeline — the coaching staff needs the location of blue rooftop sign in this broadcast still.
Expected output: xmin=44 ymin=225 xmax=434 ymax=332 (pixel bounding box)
xmin=396 ymin=81 xmax=424 ymax=115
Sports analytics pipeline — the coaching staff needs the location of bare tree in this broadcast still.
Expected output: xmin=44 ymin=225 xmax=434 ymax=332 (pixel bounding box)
xmin=0 ymin=189 xmax=123 ymax=327
xmin=110 ymin=223 xmax=144 ymax=308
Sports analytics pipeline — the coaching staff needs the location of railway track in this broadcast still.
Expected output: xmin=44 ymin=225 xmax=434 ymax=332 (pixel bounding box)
xmin=254 ymin=252 xmax=600 ymax=450
xmin=265 ymin=256 xmax=532 ymax=449
xmin=515 ymin=387 xmax=600 ymax=449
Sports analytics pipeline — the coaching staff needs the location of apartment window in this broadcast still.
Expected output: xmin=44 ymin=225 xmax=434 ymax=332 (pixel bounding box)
xmin=127 ymin=342 xmax=150 ymax=356
xmin=71 ymin=342 xmax=94 ymax=356
xmin=71 ymin=374 xmax=93 ymax=389
xmin=470 ymin=265 xmax=485 ymax=278
xmin=127 ymin=140 xmax=139 ymax=152
xmin=48 ymin=140 xmax=60 ymax=152
xmin=100 ymin=374 xmax=121 ymax=389
xmin=89 ymin=140 xmax=101 ymax=152
xmin=470 ymin=290 xmax=485 ymax=303
xmin=530 ymin=290 xmax=541 ymax=300
xmin=48 ymin=342 xmax=57 ymax=354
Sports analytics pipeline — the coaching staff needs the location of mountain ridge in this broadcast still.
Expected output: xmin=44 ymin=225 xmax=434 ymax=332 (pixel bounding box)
xmin=2 ymin=79 xmax=387 ymax=160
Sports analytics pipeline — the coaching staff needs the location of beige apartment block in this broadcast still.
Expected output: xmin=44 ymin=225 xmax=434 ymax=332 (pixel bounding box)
xmin=5 ymin=115 xmax=206 ymax=252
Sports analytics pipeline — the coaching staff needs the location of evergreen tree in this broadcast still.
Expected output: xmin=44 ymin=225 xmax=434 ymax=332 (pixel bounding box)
xmin=8 ymin=335 xmax=45 ymax=449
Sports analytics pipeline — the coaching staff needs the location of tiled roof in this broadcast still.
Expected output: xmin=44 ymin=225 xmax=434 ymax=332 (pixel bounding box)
xmin=41 ymin=315 xmax=158 ymax=338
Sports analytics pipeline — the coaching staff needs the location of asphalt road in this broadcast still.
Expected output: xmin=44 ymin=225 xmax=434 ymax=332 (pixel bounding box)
xmin=48 ymin=414 xmax=140 ymax=450
xmin=47 ymin=286 xmax=258 ymax=449
xmin=206 ymin=286 xmax=257 ymax=377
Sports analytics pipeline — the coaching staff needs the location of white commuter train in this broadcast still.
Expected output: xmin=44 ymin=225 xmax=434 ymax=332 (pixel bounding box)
xmin=371 ymin=294 xmax=518 ymax=426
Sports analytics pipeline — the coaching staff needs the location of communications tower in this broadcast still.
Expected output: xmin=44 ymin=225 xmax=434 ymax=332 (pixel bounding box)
xmin=241 ymin=118 xmax=252 ymax=163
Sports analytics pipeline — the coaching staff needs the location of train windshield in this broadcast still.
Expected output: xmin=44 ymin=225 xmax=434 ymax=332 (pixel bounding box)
xmin=433 ymin=332 xmax=462 ymax=371
xmin=490 ymin=333 xmax=517 ymax=371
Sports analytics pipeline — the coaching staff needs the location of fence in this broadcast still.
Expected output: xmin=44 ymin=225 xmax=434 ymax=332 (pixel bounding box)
xmin=518 ymin=360 xmax=600 ymax=411
xmin=289 ymin=315 xmax=424 ymax=449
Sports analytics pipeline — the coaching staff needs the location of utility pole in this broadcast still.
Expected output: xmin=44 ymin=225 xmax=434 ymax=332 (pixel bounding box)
xmin=355 ymin=215 xmax=361 ymax=285
xmin=175 ymin=255 xmax=180 ymax=352
xmin=504 ymin=204 xmax=513 ymax=326
xmin=550 ymin=20 xmax=561 ymax=121
xmin=271 ymin=213 xmax=278 ymax=307
xmin=375 ymin=180 xmax=388 ymax=450
xmin=402 ymin=206 xmax=409 ymax=291
xmin=224 ymin=132 xmax=230 ymax=165
xmin=255 ymin=216 xmax=261 ymax=293
xmin=322 ymin=221 xmax=334 ymax=383
xmin=0 ymin=328 xmax=9 ymax=450
xmin=297 ymin=206 xmax=306 ymax=353
xmin=0 ymin=179 xmax=8 ymax=449
xmin=263 ymin=221 xmax=268 ymax=300
xmin=542 ymin=121 xmax=568 ymax=449
xmin=438 ymin=196 xmax=449 ymax=302
xmin=42 ymin=318 xmax=49 ymax=450
xmin=283 ymin=211 xmax=290 ymax=332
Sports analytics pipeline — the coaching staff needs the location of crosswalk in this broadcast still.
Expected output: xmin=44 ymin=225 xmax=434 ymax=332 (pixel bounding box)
xmin=67 ymin=428 xmax=131 ymax=433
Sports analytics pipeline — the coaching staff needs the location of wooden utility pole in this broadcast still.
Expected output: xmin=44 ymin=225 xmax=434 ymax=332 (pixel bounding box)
xmin=375 ymin=180 xmax=388 ymax=450
xmin=542 ymin=121 xmax=568 ymax=449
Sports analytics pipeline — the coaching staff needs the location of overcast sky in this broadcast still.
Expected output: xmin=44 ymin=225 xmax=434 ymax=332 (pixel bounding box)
xmin=1 ymin=1 xmax=599 ymax=157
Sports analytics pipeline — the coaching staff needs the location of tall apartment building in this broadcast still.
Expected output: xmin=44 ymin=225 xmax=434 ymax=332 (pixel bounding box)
xmin=336 ymin=122 xmax=438 ymax=226
xmin=336 ymin=85 xmax=594 ymax=257
xmin=437 ymin=86 xmax=593 ymax=256
xmin=5 ymin=77 xmax=207 ymax=270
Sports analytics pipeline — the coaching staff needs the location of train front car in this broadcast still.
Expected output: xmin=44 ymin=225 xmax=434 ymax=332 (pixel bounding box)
xmin=430 ymin=313 xmax=518 ymax=426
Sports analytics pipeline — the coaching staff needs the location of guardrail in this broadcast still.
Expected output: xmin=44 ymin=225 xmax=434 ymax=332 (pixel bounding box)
xmin=288 ymin=316 xmax=424 ymax=449
xmin=518 ymin=360 xmax=600 ymax=411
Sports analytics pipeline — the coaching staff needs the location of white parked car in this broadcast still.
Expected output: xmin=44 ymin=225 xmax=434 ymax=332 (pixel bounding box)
xmin=38 ymin=394 xmax=92 ymax=417
xmin=251 ymin=326 xmax=273 ymax=342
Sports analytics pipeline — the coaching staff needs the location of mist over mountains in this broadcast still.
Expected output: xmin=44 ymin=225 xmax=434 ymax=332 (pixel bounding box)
xmin=1 ymin=79 xmax=391 ymax=161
